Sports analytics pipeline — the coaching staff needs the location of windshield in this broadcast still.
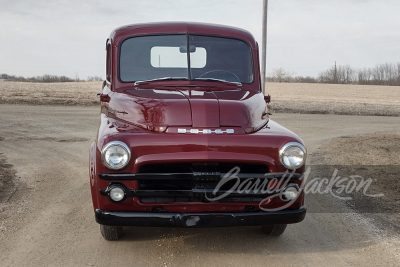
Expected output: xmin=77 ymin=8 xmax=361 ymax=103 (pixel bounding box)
xmin=119 ymin=34 xmax=254 ymax=84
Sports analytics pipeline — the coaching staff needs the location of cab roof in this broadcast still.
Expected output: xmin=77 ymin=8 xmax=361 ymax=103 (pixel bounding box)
xmin=109 ymin=22 xmax=257 ymax=49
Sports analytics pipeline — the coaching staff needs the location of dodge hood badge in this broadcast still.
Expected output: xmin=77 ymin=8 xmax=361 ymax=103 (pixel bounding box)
xmin=178 ymin=129 xmax=234 ymax=134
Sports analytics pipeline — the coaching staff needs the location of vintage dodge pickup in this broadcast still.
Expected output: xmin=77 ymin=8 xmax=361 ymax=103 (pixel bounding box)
xmin=90 ymin=22 xmax=307 ymax=240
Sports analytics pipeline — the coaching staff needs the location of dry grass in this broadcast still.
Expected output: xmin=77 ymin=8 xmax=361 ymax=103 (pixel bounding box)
xmin=0 ymin=81 xmax=102 ymax=106
xmin=319 ymin=132 xmax=400 ymax=165
xmin=1 ymin=81 xmax=399 ymax=116
xmin=266 ymin=82 xmax=400 ymax=116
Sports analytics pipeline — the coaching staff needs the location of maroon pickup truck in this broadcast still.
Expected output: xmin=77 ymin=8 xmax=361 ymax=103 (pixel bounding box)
xmin=89 ymin=22 xmax=307 ymax=241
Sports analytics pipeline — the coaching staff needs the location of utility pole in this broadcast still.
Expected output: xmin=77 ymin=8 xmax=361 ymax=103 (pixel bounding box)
xmin=334 ymin=61 xmax=337 ymax=84
xmin=261 ymin=0 xmax=268 ymax=95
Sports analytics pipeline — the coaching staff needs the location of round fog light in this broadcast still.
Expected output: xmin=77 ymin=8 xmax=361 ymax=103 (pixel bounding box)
xmin=109 ymin=187 xmax=125 ymax=202
xmin=282 ymin=186 xmax=300 ymax=201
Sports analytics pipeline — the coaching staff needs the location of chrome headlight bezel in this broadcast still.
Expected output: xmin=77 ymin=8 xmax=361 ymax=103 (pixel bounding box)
xmin=101 ymin=141 xmax=131 ymax=170
xmin=279 ymin=142 xmax=307 ymax=170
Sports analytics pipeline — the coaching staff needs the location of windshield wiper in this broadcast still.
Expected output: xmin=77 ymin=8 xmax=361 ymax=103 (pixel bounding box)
xmin=135 ymin=77 xmax=242 ymax=87
xmin=193 ymin=78 xmax=242 ymax=87
xmin=134 ymin=77 xmax=188 ymax=86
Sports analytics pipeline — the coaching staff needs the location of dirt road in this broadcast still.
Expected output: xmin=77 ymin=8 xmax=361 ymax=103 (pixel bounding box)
xmin=0 ymin=105 xmax=399 ymax=267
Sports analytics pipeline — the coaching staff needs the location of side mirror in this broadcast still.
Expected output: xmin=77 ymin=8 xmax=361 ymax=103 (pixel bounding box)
xmin=264 ymin=95 xmax=271 ymax=103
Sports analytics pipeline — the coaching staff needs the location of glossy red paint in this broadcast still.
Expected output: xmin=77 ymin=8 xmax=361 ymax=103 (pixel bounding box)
xmin=107 ymin=87 xmax=268 ymax=133
xmin=99 ymin=94 xmax=110 ymax=103
xmin=90 ymin=22 xmax=307 ymax=228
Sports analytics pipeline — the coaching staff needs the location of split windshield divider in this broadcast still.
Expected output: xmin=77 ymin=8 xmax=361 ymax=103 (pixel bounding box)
xmin=186 ymin=33 xmax=192 ymax=80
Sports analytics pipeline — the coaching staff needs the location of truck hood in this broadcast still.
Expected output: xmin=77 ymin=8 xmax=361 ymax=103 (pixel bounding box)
xmin=109 ymin=88 xmax=267 ymax=133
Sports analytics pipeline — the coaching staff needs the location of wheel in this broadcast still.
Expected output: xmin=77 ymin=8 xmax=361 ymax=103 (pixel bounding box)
xmin=261 ymin=224 xmax=287 ymax=236
xmin=100 ymin=225 xmax=123 ymax=241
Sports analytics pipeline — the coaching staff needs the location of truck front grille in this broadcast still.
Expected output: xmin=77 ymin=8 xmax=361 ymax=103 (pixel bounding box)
xmin=138 ymin=162 xmax=269 ymax=203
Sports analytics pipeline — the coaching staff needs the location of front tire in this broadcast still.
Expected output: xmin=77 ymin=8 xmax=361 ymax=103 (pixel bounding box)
xmin=100 ymin=225 xmax=123 ymax=241
xmin=262 ymin=224 xmax=287 ymax=236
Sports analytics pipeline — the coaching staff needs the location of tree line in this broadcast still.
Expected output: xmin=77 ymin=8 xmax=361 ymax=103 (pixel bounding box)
xmin=267 ymin=62 xmax=400 ymax=86
xmin=2 ymin=62 xmax=400 ymax=86
xmin=0 ymin=73 xmax=103 ymax=83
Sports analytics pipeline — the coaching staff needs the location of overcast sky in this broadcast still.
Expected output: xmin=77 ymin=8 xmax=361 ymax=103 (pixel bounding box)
xmin=0 ymin=0 xmax=399 ymax=79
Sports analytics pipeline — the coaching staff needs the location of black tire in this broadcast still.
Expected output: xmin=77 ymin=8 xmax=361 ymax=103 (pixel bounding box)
xmin=100 ymin=225 xmax=123 ymax=241
xmin=262 ymin=224 xmax=287 ymax=236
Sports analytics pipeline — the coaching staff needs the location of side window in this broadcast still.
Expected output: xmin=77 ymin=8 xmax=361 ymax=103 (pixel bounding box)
xmin=106 ymin=42 xmax=111 ymax=82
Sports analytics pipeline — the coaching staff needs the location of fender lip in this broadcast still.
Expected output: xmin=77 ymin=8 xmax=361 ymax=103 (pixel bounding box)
xmin=95 ymin=206 xmax=306 ymax=227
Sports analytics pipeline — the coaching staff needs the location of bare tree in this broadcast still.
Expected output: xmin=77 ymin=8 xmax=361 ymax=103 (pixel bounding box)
xmin=0 ymin=73 xmax=75 ymax=83
xmin=87 ymin=76 xmax=103 ymax=81
xmin=267 ymin=68 xmax=294 ymax=82
xmin=295 ymin=76 xmax=317 ymax=83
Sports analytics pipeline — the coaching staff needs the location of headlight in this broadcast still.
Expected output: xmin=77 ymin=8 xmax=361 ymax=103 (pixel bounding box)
xmin=279 ymin=142 xmax=306 ymax=170
xmin=101 ymin=141 xmax=131 ymax=170
xmin=109 ymin=186 xmax=126 ymax=202
xmin=281 ymin=185 xmax=300 ymax=201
